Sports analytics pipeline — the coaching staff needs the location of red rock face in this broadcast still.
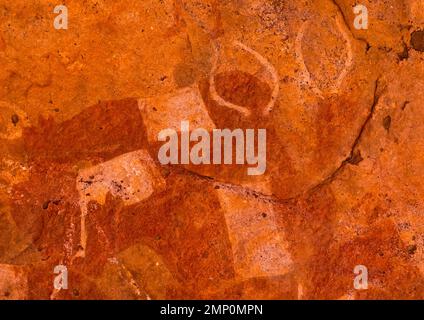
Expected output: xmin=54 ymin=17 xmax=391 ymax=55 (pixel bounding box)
xmin=0 ymin=0 xmax=423 ymax=300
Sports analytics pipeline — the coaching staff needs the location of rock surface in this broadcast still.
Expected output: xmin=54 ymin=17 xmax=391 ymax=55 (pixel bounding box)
xmin=0 ymin=0 xmax=423 ymax=299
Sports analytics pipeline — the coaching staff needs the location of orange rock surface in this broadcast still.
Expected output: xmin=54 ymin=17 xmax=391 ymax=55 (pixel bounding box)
xmin=0 ymin=0 xmax=423 ymax=299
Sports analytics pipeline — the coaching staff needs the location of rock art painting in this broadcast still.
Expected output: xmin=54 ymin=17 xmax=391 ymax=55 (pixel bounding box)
xmin=0 ymin=0 xmax=423 ymax=300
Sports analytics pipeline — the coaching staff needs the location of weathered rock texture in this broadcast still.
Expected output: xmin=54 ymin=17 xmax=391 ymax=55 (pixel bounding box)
xmin=0 ymin=0 xmax=423 ymax=299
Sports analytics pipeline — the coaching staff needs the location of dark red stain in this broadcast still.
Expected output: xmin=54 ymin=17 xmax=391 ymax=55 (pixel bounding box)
xmin=23 ymin=98 xmax=148 ymax=165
